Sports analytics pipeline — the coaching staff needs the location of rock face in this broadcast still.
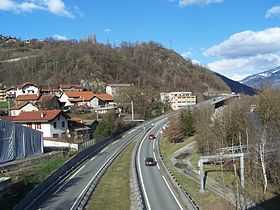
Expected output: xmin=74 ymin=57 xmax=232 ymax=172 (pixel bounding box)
xmin=241 ymin=66 xmax=280 ymax=89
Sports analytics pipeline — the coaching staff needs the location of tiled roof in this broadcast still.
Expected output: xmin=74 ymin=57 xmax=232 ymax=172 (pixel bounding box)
xmin=60 ymin=84 xmax=82 ymax=89
xmin=11 ymin=109 xmax=62 ymax=123
xmin=11 ymin=101 xmax=30 ymax=110
xmin=94 ymin=93 xmax=113 ymax=101
xmin=16 ymin=94 xmax=40 ymax=101
xmin=65 ymin=91 xmax=95 ymax=102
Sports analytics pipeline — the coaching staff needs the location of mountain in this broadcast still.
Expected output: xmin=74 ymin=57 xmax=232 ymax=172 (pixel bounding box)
xmin=240 ymin=66 xmax=280 ymax=89
xmin=214 ymin=73 xmax=256 ymax=96
xmin=0 ymin=39 xmax=255 ymax=97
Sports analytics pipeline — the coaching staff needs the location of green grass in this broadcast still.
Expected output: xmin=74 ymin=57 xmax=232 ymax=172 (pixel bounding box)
xmin=88 ymin=143 xmax=134 ymax=210
xmin=0 ymin=154 xmax=68 ymax=210
xmin=160 ymin=136 xmax=235 ymax=210
xmin=0 ymin=101 xmax=8 ymax=109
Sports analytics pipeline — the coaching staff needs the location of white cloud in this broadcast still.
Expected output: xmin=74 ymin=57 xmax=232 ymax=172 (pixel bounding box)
xmin=52 ymin=34 xmax=68 ymax=40
xmin=179 ymin=0 xmax=223 ymax=7
xmin=205 ymin=27 xmax=280 ymax=58
xmin=0 ymin=0 xmax=74 ymax=18
xmin=265 ymin=6 xmax=280 ymax=19
xmin=205 ymin=27 xmax=280 ymax=81
xmin=207 ymin=54 xmax=280 ymax=81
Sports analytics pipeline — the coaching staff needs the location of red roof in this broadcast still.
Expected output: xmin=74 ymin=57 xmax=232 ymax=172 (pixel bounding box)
xmin=16 ymin=94 xmax=40 ymax=101
xmin=11 ymin=109 xmax=62 ymax=123
xmin=94 ymin=93 xmax=113 ymax=101
xmin=11 ymin=101 xmax=31 ymax=110
xmin=65 ymin=91 xmax=95 ymax=102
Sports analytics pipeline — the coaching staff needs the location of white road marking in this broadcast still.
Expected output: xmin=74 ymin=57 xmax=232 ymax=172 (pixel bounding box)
xmin=70 ymin=144 xmax=126 ymax=210
xmin=153 ymin=140 xmax=155 ymax=150
xmin=137 ymin=132 xmax=152 ymax=210
xmin=55 ymin=164 xmax=86 ymax=194
xmin=90 ymin=156 xmax=96 ymax=161
xmin=162 ymin=176 xmax=184 ymax=210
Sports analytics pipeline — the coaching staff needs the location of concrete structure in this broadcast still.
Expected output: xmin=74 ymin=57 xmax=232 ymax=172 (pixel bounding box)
xmin=10 ymin=102 xmax=39 ymax=116
xmin=10 ymin=110 xmax=69 ymax=138
xmin=105 ymin=83 xmax=132 ymax=97
xmin=160 ymin=92 xmax=196 ymax=110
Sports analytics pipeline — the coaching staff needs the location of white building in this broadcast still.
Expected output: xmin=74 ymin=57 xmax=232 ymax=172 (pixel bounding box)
xmin=16 ymin=82 xmax=40 ymax=97
xmin=105 ymin=84 xmax=132 ymax=97
xmin=11 ymin=109 xmax=69 ymax=138
xmin=160 ymin=92 xmax=197 ymax=111
xmin=10 ymin=102 xmax=39 ymax=116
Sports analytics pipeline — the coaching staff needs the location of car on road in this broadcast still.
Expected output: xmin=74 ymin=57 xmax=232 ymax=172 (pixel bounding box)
xmin=145 ymin=157 xmax=157 ymax=166
xmin=148 ymin=134 xmax=156 ymax=140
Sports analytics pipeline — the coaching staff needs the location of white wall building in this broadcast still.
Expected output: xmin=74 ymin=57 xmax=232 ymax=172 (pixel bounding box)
xmin=10 ymin=102 xmax=39 ymax=116
xmin=105 ymin=84 xmax=131 ymax=97
xmin=16 ymin=82 xmax=40 ymax=97
xmin=160 ymin=92 xmax=197 ymax=111
xmin=11 ymin=109 xmax=69 ymax=138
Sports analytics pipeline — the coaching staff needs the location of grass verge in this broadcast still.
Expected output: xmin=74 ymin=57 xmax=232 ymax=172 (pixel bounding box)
xmin=87 ymin=143 xmax=135 ymax=210
xmin=160 ymin=136 xmax=235 ymax=210
xmin=0 ymin=154 xmax=69 ymax=210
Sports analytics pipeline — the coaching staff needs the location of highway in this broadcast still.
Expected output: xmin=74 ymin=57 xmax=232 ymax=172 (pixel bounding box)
xmin=35 ymin=125 xmax=146 ymax=210
xmin=136 ymin=120 xmax=187 ymax=210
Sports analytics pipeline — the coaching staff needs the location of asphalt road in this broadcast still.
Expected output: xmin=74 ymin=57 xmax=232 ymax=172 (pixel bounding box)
xmin=37 ymin=126 xmax=145 ymax=210
xmin=137 ymin=121 xmax=185 ymax=210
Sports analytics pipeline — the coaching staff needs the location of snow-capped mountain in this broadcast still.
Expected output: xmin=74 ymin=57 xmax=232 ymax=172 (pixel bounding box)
xmin=240 ymin=66 xmax=280 ymax=89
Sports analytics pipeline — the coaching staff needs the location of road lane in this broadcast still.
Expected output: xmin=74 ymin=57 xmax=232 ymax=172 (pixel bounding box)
xmin=138 ymin=121 xmax=185 ymax=210
xmin=37 ymin=128 xmax=144 ymax=210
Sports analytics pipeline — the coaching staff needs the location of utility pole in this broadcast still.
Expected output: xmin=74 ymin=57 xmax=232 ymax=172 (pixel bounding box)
xmin=131 ymin=100 xmax=134 ymax=121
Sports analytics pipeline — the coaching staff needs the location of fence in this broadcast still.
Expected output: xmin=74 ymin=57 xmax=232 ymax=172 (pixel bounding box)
xmin=0 ymin=120 xmax=43 ymax=164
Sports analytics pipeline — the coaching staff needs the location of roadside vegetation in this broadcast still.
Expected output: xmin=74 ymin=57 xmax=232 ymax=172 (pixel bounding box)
xmin=0 ymin=153 xmax=71 ymax=210
xmin=163 ymin=89 xmax=280 ymax=210
xmin=160 ymin=135 xmax=235 ymax=210
xmin=87 ymin=143 xmax=134 ymax=210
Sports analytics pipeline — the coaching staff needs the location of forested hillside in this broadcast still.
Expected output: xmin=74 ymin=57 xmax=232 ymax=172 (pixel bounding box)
xmin=0 ymin=40 xmax=229 ymax=95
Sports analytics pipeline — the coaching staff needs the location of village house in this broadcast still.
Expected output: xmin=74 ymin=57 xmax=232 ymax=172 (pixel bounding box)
xmin=10 ymin=109 xmax=69 ymax=138
xmin=10 ymin=102 xmax=39 ymax=116
xmin=105 ymin=83 xmax=132 ymax=97
xmin=63 ymin=91 xmax=114 ymax=109
xmin=59 ymin=84 xmax=84 ymax=92
xmin=15 ymin=82 xmax=40 ymax=97
xmin=0 ymin=84 xmax=6 ymax=101
xmin=6 ymin=87 xmax=16 ymax=99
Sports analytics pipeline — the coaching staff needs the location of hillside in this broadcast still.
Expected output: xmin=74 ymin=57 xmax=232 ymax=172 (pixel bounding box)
xmin=215 ymin=73 xmax=256 ymax=95
xmin=0 ymin=39 xmax=253 ymax=97
xmin=241 ymin=66 xmax=280 ymax=89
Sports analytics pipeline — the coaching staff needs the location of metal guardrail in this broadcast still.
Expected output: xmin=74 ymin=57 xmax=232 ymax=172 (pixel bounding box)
xmin=13 ymin=128 xmax=131 ymax=210
xmin=157 ymin=139 xmax=200 ymax=210
xmin=74 ymin=130 xmax=143 ymax=210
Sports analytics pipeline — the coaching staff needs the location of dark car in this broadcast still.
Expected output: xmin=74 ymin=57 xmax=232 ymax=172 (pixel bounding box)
xmin=145 ymin=157 xmax=157 ymax=166
xmin=148 ymin=134 xmax=156 ymax=140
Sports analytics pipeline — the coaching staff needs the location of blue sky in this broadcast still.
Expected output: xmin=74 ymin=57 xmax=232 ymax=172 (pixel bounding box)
xmin=1 ymin=0 xmax=280 ymax=81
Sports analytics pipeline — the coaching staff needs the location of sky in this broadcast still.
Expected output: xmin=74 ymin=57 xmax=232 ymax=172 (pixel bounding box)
xmin=1 ymin=0 xmax=280 ymax=81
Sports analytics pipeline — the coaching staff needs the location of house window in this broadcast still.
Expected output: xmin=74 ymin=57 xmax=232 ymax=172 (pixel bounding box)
xmin=53 ymin=134 xmax=59 ymax=138
xmin=36 ymin=123 xmax=41 ymax=129
xmin=53 ymin=122 xmax=57 ymax=129
xmin=61 ymin=121 xmax=65 ymax=128
xmin=27 ymin=123 xmax=32 ymax=128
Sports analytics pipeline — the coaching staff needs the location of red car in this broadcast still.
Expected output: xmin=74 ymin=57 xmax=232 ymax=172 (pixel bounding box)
xmin=148 ymin=134 xmax=156 ymax=140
